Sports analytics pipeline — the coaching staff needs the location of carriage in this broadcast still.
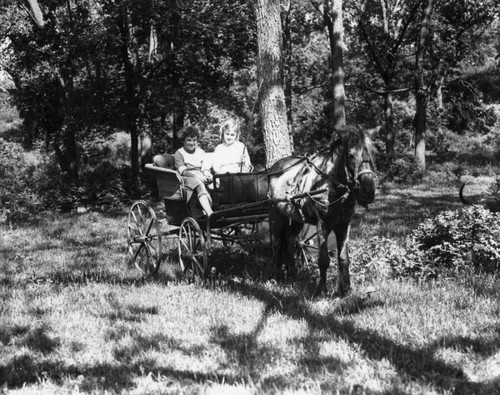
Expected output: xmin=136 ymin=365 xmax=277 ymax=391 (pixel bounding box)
xmin=126 ymin=162 xmax=322 ymax=281
xmin=127 ymin=126 xmax=377 ymax=296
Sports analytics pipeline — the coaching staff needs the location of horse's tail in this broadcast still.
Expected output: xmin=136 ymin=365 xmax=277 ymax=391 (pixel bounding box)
xmin=459 ymin=183 xmax=473 ymax=205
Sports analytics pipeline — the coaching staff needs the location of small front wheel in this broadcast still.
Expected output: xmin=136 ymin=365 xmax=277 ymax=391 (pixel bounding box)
xmin=294 ymin=224 xmax=318 ymax=269
xmin=178 ymin=217 xmax=208 ymax=282
xmin=127 ymin=200 xmax=162 ymax=275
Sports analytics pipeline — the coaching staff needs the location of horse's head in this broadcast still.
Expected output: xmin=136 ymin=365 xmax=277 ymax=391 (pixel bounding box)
xmin=337 ymin=125 xmax=379 ymax=208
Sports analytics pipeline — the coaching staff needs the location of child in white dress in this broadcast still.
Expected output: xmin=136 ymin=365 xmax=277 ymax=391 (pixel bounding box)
xmin=212 ymin=118 xmax=252 ymax=174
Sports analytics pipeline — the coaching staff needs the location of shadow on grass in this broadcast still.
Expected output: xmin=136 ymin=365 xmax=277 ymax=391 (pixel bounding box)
xmin=225 ymin=281 xmax=500 ymax=394
xmin=1 ymin=347 xmax=249 ymax=392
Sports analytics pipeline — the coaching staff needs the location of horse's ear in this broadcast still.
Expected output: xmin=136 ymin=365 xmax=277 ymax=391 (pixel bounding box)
xmin=365 ymin=126 xmax=382 ymax=140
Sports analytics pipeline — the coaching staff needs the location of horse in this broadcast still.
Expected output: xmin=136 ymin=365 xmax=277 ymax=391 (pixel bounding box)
xmin=267 ymin=125 xmax=378 ymax=297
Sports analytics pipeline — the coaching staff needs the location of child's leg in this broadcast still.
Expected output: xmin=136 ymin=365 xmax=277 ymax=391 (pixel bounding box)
xmin=198 ymin=193 xmax=213 ymax=216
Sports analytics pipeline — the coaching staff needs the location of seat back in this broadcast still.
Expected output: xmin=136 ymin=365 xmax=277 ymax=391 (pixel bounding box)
xmin=212 ymin=171 xmax=269 ymax=208
xmin=143 ymin=164 xmax=185 ymax=201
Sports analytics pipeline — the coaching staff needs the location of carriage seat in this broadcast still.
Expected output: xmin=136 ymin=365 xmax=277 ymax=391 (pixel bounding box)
xmin=144 ymin=162 xmax=185 ymax=201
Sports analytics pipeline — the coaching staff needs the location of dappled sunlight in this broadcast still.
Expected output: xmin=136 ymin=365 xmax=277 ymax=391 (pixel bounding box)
xmin=1 ymin=182 xmax=500 ymax=393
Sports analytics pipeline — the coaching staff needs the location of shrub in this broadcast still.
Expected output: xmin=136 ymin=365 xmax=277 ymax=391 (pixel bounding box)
xmin=0 ymin=140 xmax=45 ymax=223
xmin=351 ymin=236 xmax=431 ymax=281
xmin=386 ymin=153 xmax=425 ymax=184
xmin=411 ymin=206 xmax=500 ymax=275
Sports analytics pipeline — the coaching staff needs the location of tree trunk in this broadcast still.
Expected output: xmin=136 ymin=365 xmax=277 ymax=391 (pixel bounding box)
xmin=324 ymin=0 xmax=346 ymax=129
xmin=25 ymin=0 xmax=45 ymax=27
xmin=167 ymin=0 xmax=183 ymax=151
xmin=384 ymin=91 xmax=395 ymax=158
xmin=172 ymin=101 xmax=185 ymax=150
xmin=414 ymin=0 xmax=433 ymax=171
xmin=56 ymin=72 xmax=79 ymax=182
xmin=23 ymin=0 xmax=79 ymax=182
xmin=281 ymin=0 xmax=294 ymax=151
xmin=117 ymin=6 xmax=141 ymax=189
xmin=414 ymin=89 xmax=426 ymax=169
xmin=255 ymin=0 xmax=292 ymax=167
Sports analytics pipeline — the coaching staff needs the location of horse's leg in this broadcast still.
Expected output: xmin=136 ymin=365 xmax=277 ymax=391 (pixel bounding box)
xmin=269 ymin=206 xmax=284 ymax=280
xmin=284 ymin=220 xmax=303 ymax=280
xmin=314 ymin=221 xmax=330 ymax=297
xmin=334 ymin=222 xmax=352 ymax=297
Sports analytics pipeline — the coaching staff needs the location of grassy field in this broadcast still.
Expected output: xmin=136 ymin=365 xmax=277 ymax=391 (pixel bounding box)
xmin=1 ymin=175 xmax=500 ymax=394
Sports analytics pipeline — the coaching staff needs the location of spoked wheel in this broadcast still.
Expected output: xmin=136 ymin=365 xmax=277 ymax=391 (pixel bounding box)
xmin=294 ymin=224 xmax=337 ymax=270
xmin=127 ymin=200 xmax=162 ymax=275
xmin=218 ymin=219 xmax=269 ymax=248
xmin=294 ymin=224 xmax=319 ymax=269
xmin=178 ymin=217 xmax=208 ymax=283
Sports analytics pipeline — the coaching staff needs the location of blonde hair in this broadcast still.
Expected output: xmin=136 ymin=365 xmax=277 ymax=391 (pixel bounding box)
xmin=219 ymin=118 xmax=241 ymax=143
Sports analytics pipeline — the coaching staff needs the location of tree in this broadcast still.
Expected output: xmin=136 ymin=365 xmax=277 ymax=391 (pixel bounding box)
xmin=255 ymin=0 xmax=292 ymax=167
xmin=323 ymin=0 xmax=346 ymax=128
xmin=13 ymin=0 xmax=80 ymax=181
xmin=414 ymin=0 xmax=433 ymax=170
xmin=355 ymin=0 xmax=419 ymax=158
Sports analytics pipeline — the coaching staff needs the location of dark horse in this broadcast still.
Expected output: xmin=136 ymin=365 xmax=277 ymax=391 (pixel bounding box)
xmin=267 ymin=125 xmax=378 ymax=297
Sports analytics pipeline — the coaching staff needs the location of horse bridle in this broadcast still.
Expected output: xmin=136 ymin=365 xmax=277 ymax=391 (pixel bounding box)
xmin=353 ymin=144 xmax=377 ymax=183
xmin=268 ymin=142 xmax=376 ymax=208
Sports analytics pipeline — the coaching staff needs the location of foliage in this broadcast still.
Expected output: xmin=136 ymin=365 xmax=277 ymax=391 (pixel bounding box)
xmin=0 ymin=136 xmax=134 ymax=224
xmin=445 ymin=79 xmax=498 ymax=135
xmin=385 ymin=153 xmax=425 ymax=183
xmin=352 ymin=235 xmax=433 ymax=281
xmin=355 ymin=206 xmax=500 ymax=281
xmin=411 ymin=206 xmax=500 ymax=275
xmin=0 ymin=140 xmax=44 ymax=223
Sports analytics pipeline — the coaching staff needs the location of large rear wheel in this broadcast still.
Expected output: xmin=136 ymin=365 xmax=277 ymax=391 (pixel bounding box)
xmin=178 ymin=217 xmax=208 ymax=282
xmin=127 ymin=200 xmax=162 ymax=275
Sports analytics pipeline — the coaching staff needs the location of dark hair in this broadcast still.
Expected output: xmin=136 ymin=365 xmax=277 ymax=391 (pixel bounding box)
xmin=177 ymin=125 xmax=200 ymax=142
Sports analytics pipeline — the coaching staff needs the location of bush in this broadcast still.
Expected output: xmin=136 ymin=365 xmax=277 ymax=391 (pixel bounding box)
xmin=411 ymin=206 xmax=500 ymax=275
xmin=0 ymin=140 xmax=45 ymax=223
xmin=386 ymin=153 xmax=425 ymax=184
xmin=352 ymin=236 xmax=431 ymax=281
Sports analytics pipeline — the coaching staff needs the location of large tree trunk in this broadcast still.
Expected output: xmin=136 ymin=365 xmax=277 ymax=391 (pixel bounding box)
xmin=255 ymin=0 xmax=292 ymax=167
xmin=324 ymin=0 xmax=346 ymax=128
xmin=414 ymin=0 xmax=433 ymax=171
xmin=281 ymin=0 xmax=294 ymax=151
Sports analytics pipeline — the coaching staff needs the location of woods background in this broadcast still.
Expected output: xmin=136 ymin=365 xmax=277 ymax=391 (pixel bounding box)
xmin=1 ymin=0 xmax=500 ymax=220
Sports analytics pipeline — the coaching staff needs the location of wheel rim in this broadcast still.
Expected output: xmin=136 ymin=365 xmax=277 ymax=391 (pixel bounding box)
xmin=294 ymin=224 xmax=337 ymax=269
xmin=178 ymin=217 xmax=207 ymax=282
xmin=127 ymin=200 xmax=162 ymax=275
xmin=294 ymin=225 xmax=318 ymax=269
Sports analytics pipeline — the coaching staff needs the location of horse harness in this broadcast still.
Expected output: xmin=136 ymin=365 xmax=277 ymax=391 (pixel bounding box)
xmin=281 ymin=141 xmax=376 ymax=210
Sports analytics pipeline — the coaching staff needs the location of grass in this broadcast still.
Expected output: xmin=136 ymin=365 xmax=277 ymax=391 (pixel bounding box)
xmin=1 ymin=176 xmax=500 ymax=394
